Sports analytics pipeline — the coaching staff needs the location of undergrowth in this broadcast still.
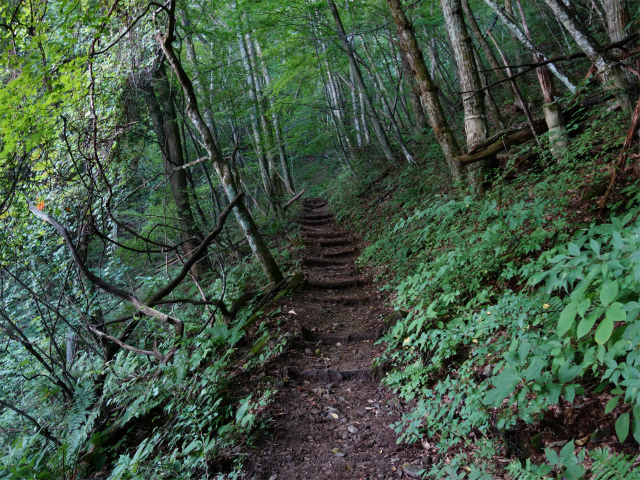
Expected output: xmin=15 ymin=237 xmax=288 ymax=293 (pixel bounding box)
xmin=325 ymin=105 xmax=640 ymax=478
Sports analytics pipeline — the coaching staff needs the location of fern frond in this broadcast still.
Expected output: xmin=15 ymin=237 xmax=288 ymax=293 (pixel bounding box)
xmin=590 ymin=448 xmax=640 ymax=480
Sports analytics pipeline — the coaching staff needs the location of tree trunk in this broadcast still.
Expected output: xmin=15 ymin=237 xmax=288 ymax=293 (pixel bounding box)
xmin=361 ymin=41 xmax=415 ymax=163
xmin=246 ymin=31 xmax=283 ymax=195
xmin=253 ymin=40 xmax=295 ymax=194
xmin=386 ymin=0 xmax=462 ymax=179
xmin=543 ymin=0 xmax=632 ymax=112
xmin=599 ymin=0 xmax=631 ymax=45
xmin=515 ymin=0 xmax=568 ymax=158
xmin=399 ymin=47 xmax=428 ymax=134
xmin=237 ymin=33 xmax=272 ymax=196
xmin=441 ymin=0 xmax=490 ymax=190
xmin=158 ymin=5 xmax=283 ymax=284
xmin=140 ymin=64 xmax=210 ymax=278
xmin=461 ymin=0 xmax=515 ymax=103
xmin=326 ymin=0 xmax=397 ymax=164
xmin=482 ymin=0 xmax=577 ymax=93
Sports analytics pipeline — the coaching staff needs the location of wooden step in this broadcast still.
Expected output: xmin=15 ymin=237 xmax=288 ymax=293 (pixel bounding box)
xmin=300 ymin=326 xmax=381 ymax=343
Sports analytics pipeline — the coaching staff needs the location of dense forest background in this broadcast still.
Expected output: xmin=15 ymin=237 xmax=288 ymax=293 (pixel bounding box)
xmin=0 ymin=0 xmax=639 ymax=478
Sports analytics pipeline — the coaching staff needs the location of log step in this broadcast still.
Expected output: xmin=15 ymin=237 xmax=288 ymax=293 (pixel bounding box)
xmin=300 ymin=213 xmax=333 ymax=221
xmin=300 ymin=218 xmax=332 ymax=227
xmin=307 ymin=278 xmax=362 ymax=289
xmin=306 ymin=238 xmax=352 ymax=248
xmin=304 ymin=257 xmax=352 ymax=267
xmin=288 ymin=368 xmax=374 ymax=383
xmin=300 ymin=326 xmax=381 ymax=343
xmin=321 ymin=248 xmax=355 ymax=258
xmin=304 ymin=232 xmax=349 ymax=239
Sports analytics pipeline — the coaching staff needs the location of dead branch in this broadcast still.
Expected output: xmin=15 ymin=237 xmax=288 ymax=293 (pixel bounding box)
xmin=283 ymin=189 xmax=306 ymax=210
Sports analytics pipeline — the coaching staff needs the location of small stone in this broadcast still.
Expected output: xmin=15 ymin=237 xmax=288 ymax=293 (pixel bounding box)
xmin=355 ymin=409 xmax=367 ymax=417
xmin=331 ymin=356 xmax=341 ymax=362
xmin=334 ymin=452 xmax=347 ymax=457
xmin=327 ymin=407 xmax=343 ymax=417
xmin=403 ymin=465 xmax=423 ymax=478
xmin=326 ymin=384 xmax=334 ymax=389
xmin=305 ymin=348 xmax=313 ymax=355
xmin=268 ymin=475 xmax=278 ymax=480
xmin=348 ymin=425 xmax=359 ymax=434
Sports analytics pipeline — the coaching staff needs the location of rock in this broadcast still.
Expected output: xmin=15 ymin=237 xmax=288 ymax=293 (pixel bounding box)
xmin=331 ymin=356 xmax=341 ymax=362
xmin=403 ymin=465 xmax=423 ymax=477
xmin=268 ymin=475 xmax=278 ymax=480
xmin=327 ymin=407 xmax=343 ymax=417
xmin=348 ymin=425 xmax=359 ymax=434
xmin=355 ymin=409 xmax=367 ymax=417
xmin=305 ymin=348 xmax=313 ymax=355
xmin=335 ymin=452 xmax=347 ymax=457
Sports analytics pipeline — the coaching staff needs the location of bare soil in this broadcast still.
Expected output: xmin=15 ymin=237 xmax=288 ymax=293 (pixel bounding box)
xmin=242 ymin=198 xmax=426 ymax=479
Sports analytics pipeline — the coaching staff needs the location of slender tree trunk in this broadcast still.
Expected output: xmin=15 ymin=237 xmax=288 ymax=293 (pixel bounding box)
xmin=441 ymin=0 xmax=490 ymax=189
xmin=326 ymin=0 xmax=397 ymax=163
xmin=359 ymin=87 xmax=371 ymax=145
xmin=361 ymin=41 xmax=415 ymax=163
xmin=399 ymin=47 xmax=428 ymax=134
xmin=387 ymin=0 xmax=462 ymax=179
xmin=246 ymin=31 xmax=283 ymax=195
xmin=542 ymin=0 xmax=632 ymax=112
xmin=158 ymin=7 xmax=283 ymax=284
xmin=461 ymin=0 xmax=515 ymax=103
xmin=253 ymin=40 xmax=295 ymax=194
xmin=349 ymin=65 xmax=363 ymax=147
xmin=237 ymin=33 xmax=272 ymax=196
xmin=482 ymin=0 xmax=577 ymax=93
xmin=140 ymin=64 xmax=210 ymax=278
xmin=516 ymin=0 xmax=568 ymax=158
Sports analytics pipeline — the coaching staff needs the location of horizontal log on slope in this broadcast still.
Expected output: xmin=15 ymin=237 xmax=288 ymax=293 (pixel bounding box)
xmin=453 ymin=117 xmax=548 ymax=166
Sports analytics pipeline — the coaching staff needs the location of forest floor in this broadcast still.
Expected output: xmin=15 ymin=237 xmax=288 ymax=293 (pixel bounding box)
xmin=242 ymin=197 xmax=426 ymax=479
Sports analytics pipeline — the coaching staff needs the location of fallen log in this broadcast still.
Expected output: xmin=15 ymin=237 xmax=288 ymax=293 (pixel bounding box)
xmin=454 ymin=117 xmax=548 ymax=166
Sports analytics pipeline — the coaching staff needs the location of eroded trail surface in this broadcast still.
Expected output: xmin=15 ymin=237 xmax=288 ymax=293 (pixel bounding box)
xmin=244 ymin=198 xmax=425 ymax=479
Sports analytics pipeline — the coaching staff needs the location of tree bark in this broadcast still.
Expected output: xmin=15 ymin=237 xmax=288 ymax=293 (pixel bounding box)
xmin=482 ymin=0 xmax=577 ymax=93
xmin=237 ymin=32 xmax=272 ymax=196
xmin=542 ymin=0 xmax=632 ymax=112
xmin=140 ymin=63 xmax=210 ymax=278
xmin=441 ymin=0 xmax=490 ymax=189
xmin=386 ymin=0 xmax=462 ymax=180
xmin=399 ymin=47 xmax=428 ymax=134
xmin=254 ymin=40 xmax=296 ymax=194
xmin=326 ymin=0 xmax=397 ymax=164
xmin=515 ymin=0 xmax=568 ymax=158
xmin=158 ymin=2 xmax=283 ymax=284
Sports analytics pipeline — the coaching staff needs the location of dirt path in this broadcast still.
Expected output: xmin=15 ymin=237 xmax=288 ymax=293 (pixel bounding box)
xmin=243 ymin=198 xmax=425 ymax=479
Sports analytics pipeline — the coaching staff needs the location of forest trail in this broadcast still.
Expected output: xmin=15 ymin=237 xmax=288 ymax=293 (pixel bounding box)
xmin=243 ymin=198 xmax=425 ymax=479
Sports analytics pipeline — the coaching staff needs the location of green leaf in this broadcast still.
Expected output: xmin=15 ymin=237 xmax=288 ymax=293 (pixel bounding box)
xmin=576 ymin=298 xmax=591 ymax=318
xmin=595 ymin=316 xmax=614 ymax=344
xmin=605 ymin=396 xmax=620 ymax=414
xmin=557 ymin=303 xmax=577 ymax=337
xmin=606 ymin=302 xmax=626 ymax=322
xmin=600 ymin=280 xmax=619 ymax=307
xmin=632 ymin=416 xmax=640 ymax=443
xmin=568 ymin=243 xmax=581 ymax=257
xmin=616 ymin=413 xmax=630 ymax=442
